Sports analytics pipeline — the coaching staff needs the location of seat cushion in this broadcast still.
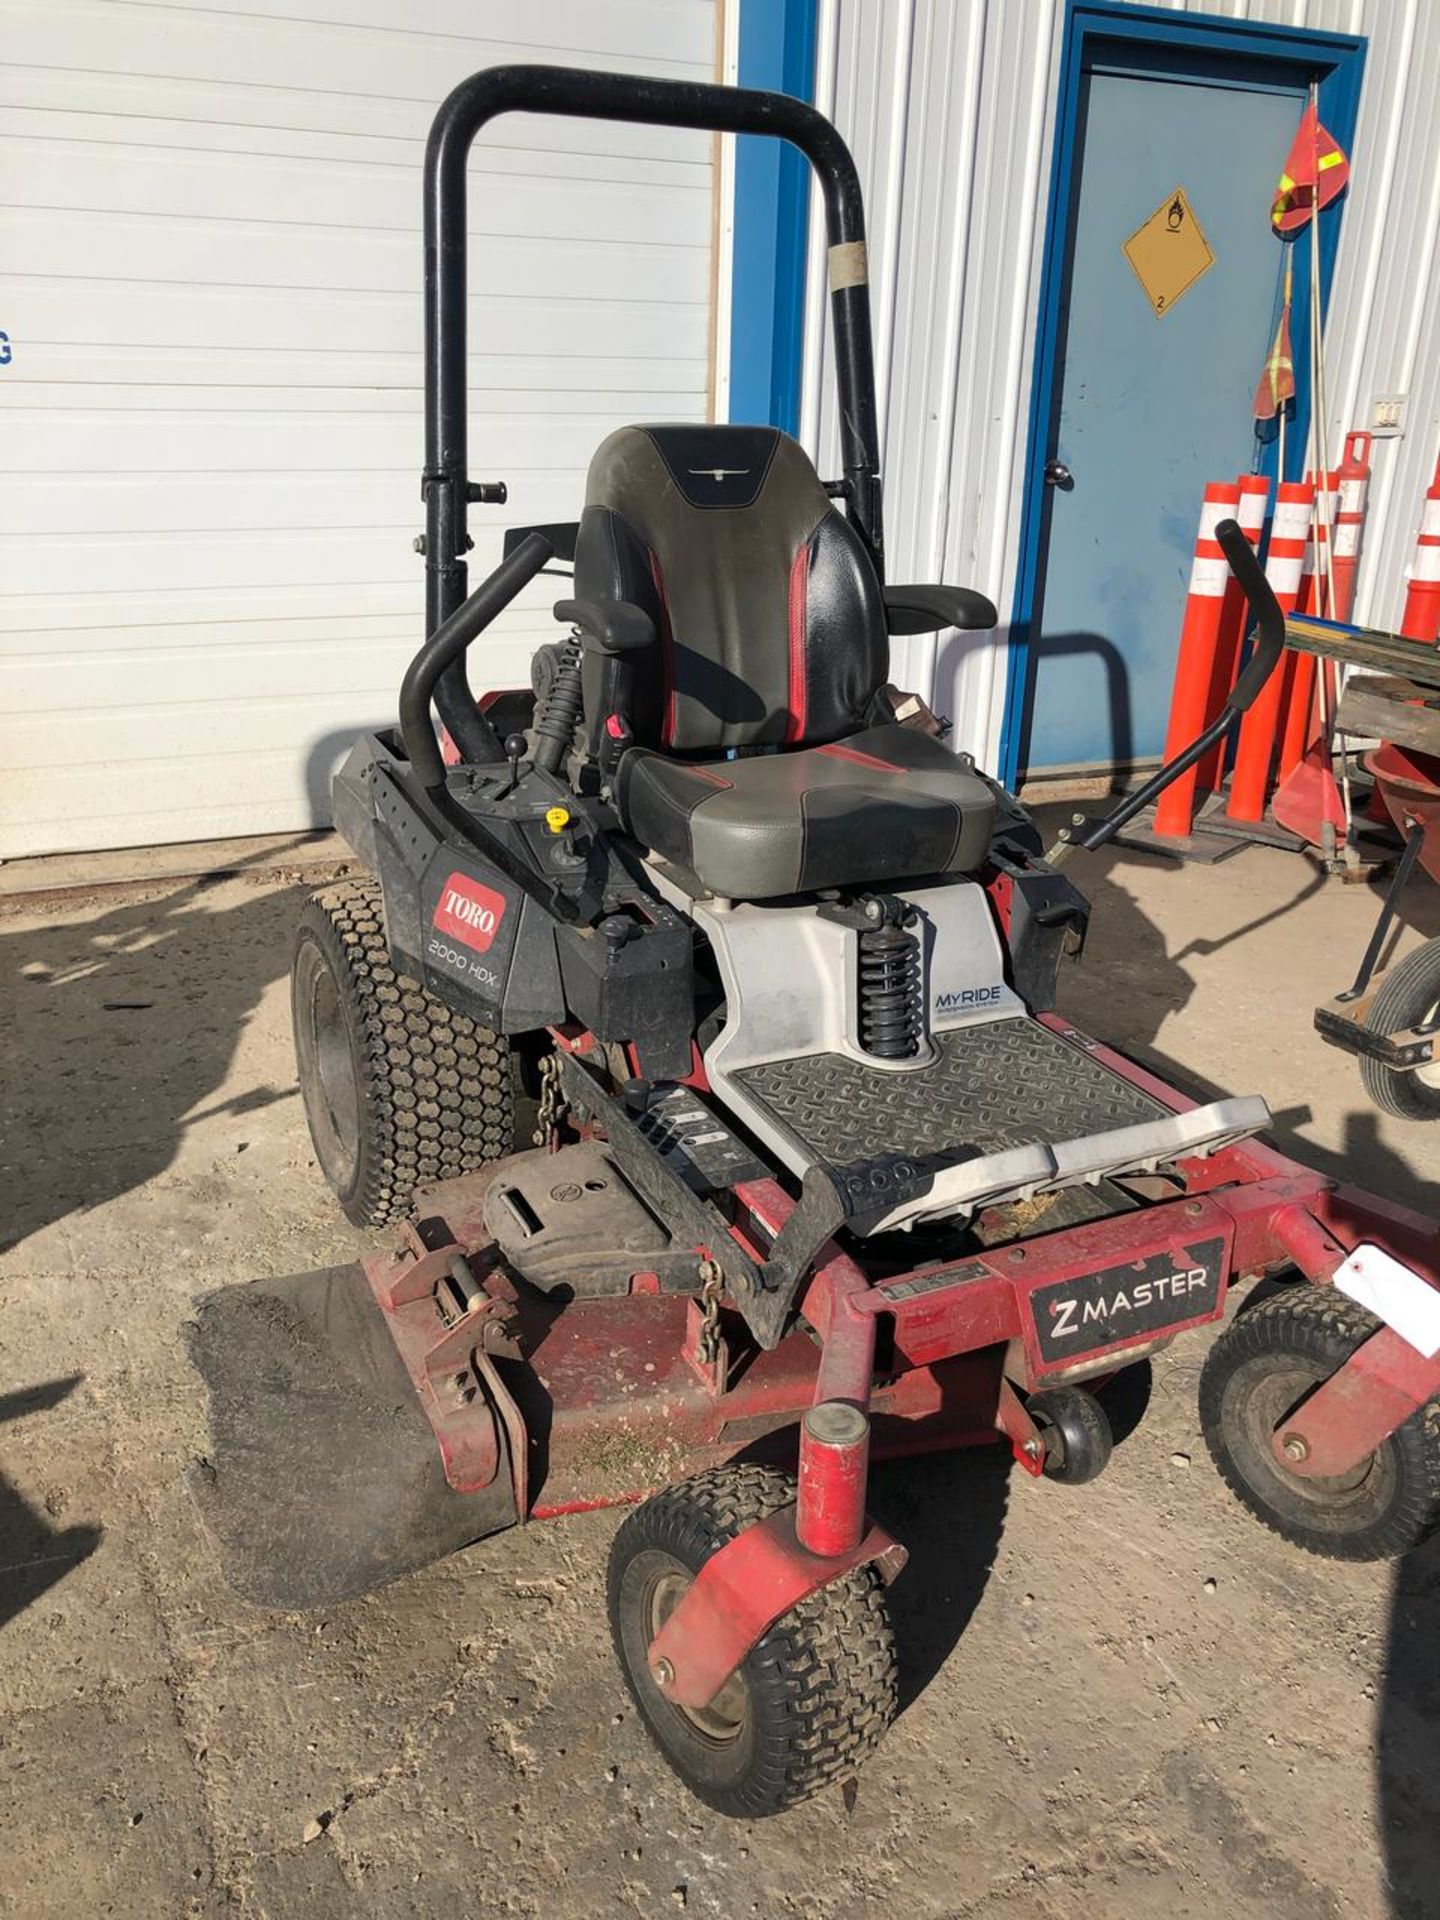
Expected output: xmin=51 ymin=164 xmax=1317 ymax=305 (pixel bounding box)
xmin=616 ymin=724 xmax=998 ymax=900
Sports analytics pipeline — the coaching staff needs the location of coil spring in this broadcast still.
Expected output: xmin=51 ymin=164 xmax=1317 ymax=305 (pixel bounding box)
xmin=531 ymin=632 xmax=584 ymax=773
xmin=858 ymin=915 xmax=924 ymax=1059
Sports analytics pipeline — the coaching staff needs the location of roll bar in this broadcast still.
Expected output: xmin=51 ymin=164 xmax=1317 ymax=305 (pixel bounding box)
xmin=422 ymin=64 xmax=883 ymax=763
xmin=1047 ymin=520 xmax=1288 ymax=863
xmin=400 ymin=531 xmax=554 ymax=794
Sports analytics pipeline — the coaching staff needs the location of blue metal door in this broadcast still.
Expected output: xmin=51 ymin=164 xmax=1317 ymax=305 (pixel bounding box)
xmin=1024 ymin=49 xmax=1326 ymax=774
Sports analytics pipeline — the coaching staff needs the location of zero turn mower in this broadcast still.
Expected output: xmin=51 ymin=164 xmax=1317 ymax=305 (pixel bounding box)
xmin=190 ymin=65 xmax=1440 ymax=1818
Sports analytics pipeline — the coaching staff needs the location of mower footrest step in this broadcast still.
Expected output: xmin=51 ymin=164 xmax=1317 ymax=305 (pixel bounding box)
xmin=841 ymin=1095 xmax=1271 ymax=1233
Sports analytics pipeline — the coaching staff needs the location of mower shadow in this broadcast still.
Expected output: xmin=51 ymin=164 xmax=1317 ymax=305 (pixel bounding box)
xmin=0 ymin=1376 xmax=101 ymax=1629
xmin=1048 ymin=831 xmax=1439 ymax=1215
xmin=1379 ymin=1533 xmax=1440 ymax=1919
xmin=1 ymin=852 xmax=313 ymax=1255
xmin=868 ymin=1444 xmax=1012 ymax=1714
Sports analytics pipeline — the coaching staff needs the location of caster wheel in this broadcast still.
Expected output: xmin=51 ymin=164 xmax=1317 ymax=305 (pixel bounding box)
xmin=292 ymin=877 xmax=519 ymax=1227
xmin=1201 ymin=1285 xmax=1440 ymax=1561
xmin=607 ymin=1465 xmax=897 ymax=1817
xmin=1028 ymin=1386 xmax=1113 ymax=1484
xmin=1359 ymin=936 xmax=1440 ymax=1121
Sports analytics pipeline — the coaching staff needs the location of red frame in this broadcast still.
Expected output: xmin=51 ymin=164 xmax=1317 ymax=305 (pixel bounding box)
xmin=361 ymin=1011 xmax=1440 ymax=1711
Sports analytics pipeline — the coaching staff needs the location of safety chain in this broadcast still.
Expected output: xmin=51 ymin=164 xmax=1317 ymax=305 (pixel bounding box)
xmin=532 ymin=1050 xmax=568 ymax=1148
xmin=694 ymin=1257 xmax=724 ymax=1367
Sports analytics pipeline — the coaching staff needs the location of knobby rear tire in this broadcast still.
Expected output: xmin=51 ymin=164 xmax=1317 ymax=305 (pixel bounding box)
xmin=292 ymin=877 xmax=517 ymax=1227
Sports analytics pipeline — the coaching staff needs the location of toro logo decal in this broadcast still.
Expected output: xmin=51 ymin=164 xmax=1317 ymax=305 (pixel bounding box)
xmin=433 ymin=872 xmax=507 ymax=953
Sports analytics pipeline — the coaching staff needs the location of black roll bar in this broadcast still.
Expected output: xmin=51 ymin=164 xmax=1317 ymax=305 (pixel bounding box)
xmin=422 ymin=64 xmax=883 ymax=762
xmin=1047 ymin=521 xmax=1288 ymax=863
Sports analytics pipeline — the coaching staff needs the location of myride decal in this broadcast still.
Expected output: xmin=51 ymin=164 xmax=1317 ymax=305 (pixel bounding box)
xmin=1030 ymin=1237 xmax=1226 ymax=1363
xmin=433 ymin=871 xmax=507 ymax=953
xmin=934 ymin=984 xmax=1005 ymax=1015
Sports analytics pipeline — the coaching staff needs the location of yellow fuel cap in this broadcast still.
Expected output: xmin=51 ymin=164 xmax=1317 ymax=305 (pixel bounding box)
xmin=544 ymin=805 xmax=571 ymax=834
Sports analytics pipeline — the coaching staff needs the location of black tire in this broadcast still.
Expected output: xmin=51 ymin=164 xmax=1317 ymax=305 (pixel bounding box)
xmin=1359 ymin=937 xmax=1440 ymax=1121
xmin=1200 ymin=1285 xmax=1440 ymax=1561
xmin=1029 ymin=1386 xmax=1113 ymax=1485
xmin=291 ymin=877 xmax=517 ymax=1228
xmin=607 ymin=1464 xmax=897 ymax=1818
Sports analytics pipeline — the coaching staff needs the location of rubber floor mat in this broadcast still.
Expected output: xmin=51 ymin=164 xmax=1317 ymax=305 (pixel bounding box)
xmin=732 ymin=1018 xmax=1165 ymax=1168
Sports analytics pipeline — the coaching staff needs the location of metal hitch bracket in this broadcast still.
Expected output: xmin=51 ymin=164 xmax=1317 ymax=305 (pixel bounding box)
xmin=646 ymin=1506 xmax=907 ymax=1712
xmin=1271 ymin=1322 xmax=1440 ymax=1479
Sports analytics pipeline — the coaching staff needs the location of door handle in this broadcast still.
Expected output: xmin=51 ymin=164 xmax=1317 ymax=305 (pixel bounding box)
xmin=1044 ymin=459 xmax=1074 ymax=490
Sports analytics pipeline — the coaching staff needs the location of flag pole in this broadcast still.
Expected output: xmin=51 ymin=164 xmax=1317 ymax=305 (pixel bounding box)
xmin=1304 ymin=79 xmax=1352 ymax=852
xmin=1278 ymin=252 xmax=1292 ymax=478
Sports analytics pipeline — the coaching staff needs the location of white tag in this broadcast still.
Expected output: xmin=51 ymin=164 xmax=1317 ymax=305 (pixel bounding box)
xmin=1333 ymin=1243 xmax=1440 ymax=1358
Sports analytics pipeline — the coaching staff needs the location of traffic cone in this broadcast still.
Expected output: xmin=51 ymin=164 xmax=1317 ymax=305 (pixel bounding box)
xmin=1330 ymin=429 xmax=1371 ymax=623
xmin=1154 ymin=483 xmax=1240 ymax=838
xmin=1277 ymin=447 xmax=1368 ymax=780
xmin=1227 ymin=479 xmax=1313 ymax=823
xmin=1400 ymin=453 xmax=1440 ymax=645
xmin=1196 ymin=474 xmax=1270 ymax=797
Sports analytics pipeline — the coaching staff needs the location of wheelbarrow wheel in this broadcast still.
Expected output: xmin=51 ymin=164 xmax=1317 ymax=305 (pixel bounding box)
xmin=1359 ymin=936 xmax=1440 ymax=1121
xmin=607 ymin=1464 xmax=897 ymax=1818
xmin=1200 ymin=1285 xmax=1440 ymax=1561
xmin=292 ymin=877 xmax=516 ymax=1228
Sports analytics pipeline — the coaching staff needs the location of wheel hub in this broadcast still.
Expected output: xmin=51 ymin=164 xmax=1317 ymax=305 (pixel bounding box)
xmin=648 ymin=1567 xmax=749 ymax=1740
xmin=1240 ymin=1363 xmax=1375 ymax=1498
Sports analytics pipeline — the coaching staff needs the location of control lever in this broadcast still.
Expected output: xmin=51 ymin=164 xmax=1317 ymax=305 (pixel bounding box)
xmin=1047 ymin=520 xmax=1286 ymax=865
xmin=503 ymin=732 xmax=526 ymax=797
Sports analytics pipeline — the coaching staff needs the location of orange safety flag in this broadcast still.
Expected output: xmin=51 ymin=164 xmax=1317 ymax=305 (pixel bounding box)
xmin=1271 ymin=102 xmax=1350 ymax=234
xmin=1253 ymin=299 xmax=1296 ymax=419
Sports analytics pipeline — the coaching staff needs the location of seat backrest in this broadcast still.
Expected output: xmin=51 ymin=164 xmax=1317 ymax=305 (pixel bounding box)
xmin=573 ymin=423 xmax=888 ymax=754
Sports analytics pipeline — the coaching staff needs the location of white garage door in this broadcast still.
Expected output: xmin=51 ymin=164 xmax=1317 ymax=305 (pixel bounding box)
xmin=0 ymin=0 xmax=717 ymax=856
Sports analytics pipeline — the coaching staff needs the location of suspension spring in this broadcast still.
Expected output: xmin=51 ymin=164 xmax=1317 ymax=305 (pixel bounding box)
xmin=857 ymin=903 xmax=925 ymax=1059
xmin=531 ymin=631 xmax=584 ymax=774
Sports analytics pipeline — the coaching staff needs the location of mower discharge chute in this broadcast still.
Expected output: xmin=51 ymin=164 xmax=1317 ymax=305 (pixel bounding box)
xmin=189 ymin=65 xmax=1440 ymax=1819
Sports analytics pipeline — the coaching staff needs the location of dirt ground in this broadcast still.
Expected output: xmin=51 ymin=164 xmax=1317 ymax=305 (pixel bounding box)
xmin=2 ymin=830 xmax=1438 ymax=1919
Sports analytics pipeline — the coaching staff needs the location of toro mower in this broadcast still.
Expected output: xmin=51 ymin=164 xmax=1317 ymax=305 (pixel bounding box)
xmin=191 ymin=67 xmax=1440 ymax=1818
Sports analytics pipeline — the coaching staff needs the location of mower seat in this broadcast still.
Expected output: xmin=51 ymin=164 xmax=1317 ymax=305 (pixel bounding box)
xmin=572 ymin=422 xmax=998 ymax=899
xmin=617 ymin=725 xmax=995 ymax=899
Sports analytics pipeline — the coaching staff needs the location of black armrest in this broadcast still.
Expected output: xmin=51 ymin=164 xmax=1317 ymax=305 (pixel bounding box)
xmin=506 ymin=521 xmax=579 ymax=563
xmin=553 ymin=598 xmax=654 ymax=655
xmin=883 ymin=584 xmax=998 ymax=635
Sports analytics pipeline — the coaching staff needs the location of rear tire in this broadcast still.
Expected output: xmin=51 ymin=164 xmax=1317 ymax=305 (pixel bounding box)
xmin=607 ymin=1465 xmax=897 ymax=1817
xmin=1359 ymin=937 xmax=1440 ymax=1120
xmin=1200 ymin=1285 xmax=1440 ymax=1561
xmin=292 ymin=877 xmax=517 ymax=1228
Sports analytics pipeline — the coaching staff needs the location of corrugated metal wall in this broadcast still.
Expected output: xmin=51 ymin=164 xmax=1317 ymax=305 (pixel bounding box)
xmin=0 ymin=0 xmax=717 ymax=857
xmin=801 ymin=0 xmax=1440 ymax=776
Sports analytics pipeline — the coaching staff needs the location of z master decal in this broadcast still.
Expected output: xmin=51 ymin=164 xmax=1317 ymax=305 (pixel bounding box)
xmin=433 ymin=871 xmax=507 ymax=953
xmin=1030 ymin=1236 xmax=1226 ymax=1364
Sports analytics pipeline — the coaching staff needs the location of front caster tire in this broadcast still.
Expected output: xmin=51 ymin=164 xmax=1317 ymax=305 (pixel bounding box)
xmin=1029 ymin=1386 xmax=1113 ymax=1484
xmin=1359 ymin=936 xmax=1440 ymax=1121
xmin=1200 ymin=1285 xmax=1440 ymax=1561
xmin=292 ymin=878 xmax=517 ymax=1228
xmin=607 ymin=1465 xmax=897 ymax=1818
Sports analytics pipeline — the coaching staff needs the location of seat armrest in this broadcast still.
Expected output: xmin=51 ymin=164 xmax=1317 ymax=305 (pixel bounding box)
xmin=553 ymin=597 xmax=655 ymax=655
xmin=883 ymin=584 xmax=998 ymax=635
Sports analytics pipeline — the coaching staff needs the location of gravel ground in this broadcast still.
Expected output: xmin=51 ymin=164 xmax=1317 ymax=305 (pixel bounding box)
xmin=1 ymin=834 xmax=1437 ymax=1918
